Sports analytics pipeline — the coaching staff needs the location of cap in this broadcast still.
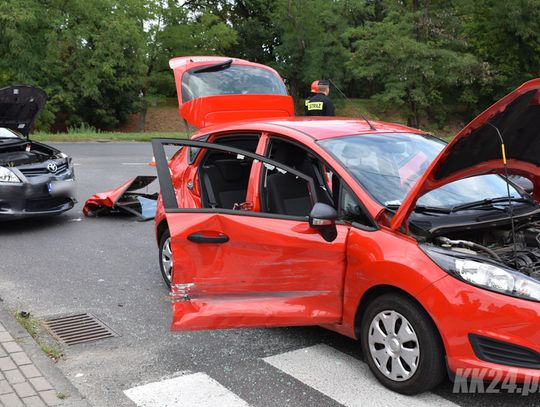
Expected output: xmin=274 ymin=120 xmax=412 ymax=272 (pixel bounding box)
xmin=318 ymin=80 xmax=330 ymax=86
xmin=310 ymin=80 xmax=319 ymax=93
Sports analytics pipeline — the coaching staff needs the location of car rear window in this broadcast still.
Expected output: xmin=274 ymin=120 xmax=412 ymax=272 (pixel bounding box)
xmin=181 ymin=65 xmax=288 ymax=103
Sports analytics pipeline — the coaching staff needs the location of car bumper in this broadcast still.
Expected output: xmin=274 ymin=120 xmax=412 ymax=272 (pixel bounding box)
xmin=419 ymin=275 xmax=540 ymax=381
xmin=0 ymin=168 xmax=76 ymax=219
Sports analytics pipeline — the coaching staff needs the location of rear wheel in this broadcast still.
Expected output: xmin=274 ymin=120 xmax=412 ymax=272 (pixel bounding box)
xmin=360 ymin=293 xmax=446 ymax=394
xmin=159 ymin=230 xmax=173 ymax=288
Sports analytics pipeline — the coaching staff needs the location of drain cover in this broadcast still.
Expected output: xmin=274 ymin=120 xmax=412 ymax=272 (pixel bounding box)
xmin=43 ymin=313 xmax=116 ymax=345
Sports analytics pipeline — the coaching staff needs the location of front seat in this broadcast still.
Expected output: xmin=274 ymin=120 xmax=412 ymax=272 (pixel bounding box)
xmin=202 ymin=159 xmax=251 ymax=209
xmin=266 ymin=148 xmax=312 ymax=216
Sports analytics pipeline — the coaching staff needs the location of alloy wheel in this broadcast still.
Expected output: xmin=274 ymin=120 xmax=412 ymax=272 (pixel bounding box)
xmin=161 ymin=237 xmax=173 ymax=282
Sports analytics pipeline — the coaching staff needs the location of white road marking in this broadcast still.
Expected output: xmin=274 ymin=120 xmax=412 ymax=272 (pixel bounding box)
xmin=263 ymin=344 xmax=457 ymax=407
xmin=124 ymin=372 xmax=250 ymax=407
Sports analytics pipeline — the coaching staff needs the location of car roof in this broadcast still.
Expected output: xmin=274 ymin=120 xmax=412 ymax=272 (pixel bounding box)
xmin=194 ymin=117 xmax=426 ymax=141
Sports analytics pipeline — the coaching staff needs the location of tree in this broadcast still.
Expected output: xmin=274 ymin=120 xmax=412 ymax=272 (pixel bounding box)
xmin=271 ymin=0 xmax=362 ymax=102
xmin=457 ymin=0 xmax=540 ymax=111
xmin=144 ymin=0 xmax=239 ymax=98
xmin=346 ymin=0 xmax=480 ymax=127
xmin=0 ymin=0 xmax=148 ymax=130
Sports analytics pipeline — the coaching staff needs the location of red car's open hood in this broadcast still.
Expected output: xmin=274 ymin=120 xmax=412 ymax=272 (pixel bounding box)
xmin=391 ymin=79 xmax=540 ymax=231
xmin=169 ymin=56 xmax=294 ymax=128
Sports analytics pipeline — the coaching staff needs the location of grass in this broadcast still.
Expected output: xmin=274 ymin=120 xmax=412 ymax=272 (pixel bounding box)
xmin=32 ymin=131 xmax=189 ymax=142
xmin=13 ymin=310 xmax=64 ymax=362
xmin=56 ymin=392 xmax=68 ymax=400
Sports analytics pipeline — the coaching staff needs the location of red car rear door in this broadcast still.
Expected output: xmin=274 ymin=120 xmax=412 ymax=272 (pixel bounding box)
xmin=153 ymin=139 xmax=348 ymax=331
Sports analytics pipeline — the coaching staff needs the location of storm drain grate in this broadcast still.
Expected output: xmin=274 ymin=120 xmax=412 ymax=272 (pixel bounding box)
xmin=43 ymin=313 xmax=116 ymax=345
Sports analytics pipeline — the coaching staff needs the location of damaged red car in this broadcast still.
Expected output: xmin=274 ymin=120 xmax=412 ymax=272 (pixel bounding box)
xmin=152 ymin=56 xmax=540 ymax=394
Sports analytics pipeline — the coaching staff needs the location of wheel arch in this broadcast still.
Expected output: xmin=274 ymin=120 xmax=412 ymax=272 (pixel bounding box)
xmin=156 ymin=218 xmax=169 ymax=245
xmin=353 ymin=284 xmax=447 ymax=357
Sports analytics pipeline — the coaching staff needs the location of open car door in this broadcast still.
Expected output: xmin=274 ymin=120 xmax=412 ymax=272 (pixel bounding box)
xmin=169 ymin=56 xmax=294 ymax=128
xmin=152 ymin=138 xmax=348 ymax=331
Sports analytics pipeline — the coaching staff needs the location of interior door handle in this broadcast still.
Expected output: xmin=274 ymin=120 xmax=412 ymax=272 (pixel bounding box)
xmin=187 ymin=232 xmax=229 ymax=244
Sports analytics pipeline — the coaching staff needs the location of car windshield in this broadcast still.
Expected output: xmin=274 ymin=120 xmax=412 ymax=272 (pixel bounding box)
xmin=319 ymin=133 xmax=521 ymax=209
xmin=0 ymin=128 xmax=20 ymax=139
xmin=181 ymin=64 xmax=288 ymax=103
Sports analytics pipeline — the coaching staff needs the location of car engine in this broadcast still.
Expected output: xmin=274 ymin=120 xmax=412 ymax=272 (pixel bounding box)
xmin=432 ymin=222 xmax=540 ymax=281
xmin=0 ymin=143 xmax=57 ymax=167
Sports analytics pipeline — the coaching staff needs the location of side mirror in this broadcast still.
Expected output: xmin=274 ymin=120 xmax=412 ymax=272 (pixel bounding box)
xmin=309 ymin=203 xmax=338 ymax=242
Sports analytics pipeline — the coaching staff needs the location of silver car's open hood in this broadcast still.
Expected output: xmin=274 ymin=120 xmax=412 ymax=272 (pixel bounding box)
xmin=0 ymin=85 xmax=47 ymax=138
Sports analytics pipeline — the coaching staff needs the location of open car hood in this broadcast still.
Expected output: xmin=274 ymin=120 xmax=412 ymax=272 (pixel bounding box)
xmin=169 ymin=56 xmax=294 ymax=128
xmin=391 ymin=78 xmax=540 ymax=231
xmin=0 ymin=85 xmax=47 ymax=138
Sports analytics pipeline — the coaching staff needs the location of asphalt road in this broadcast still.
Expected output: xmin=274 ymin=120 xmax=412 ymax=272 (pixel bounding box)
xmin=0 ymin=142 xmax=538 ymax=406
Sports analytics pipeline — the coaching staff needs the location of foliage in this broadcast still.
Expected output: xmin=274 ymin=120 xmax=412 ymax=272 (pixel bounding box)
xmin=0 ymin=0 xmax=148 ymax=130
xmin=457 ymin=0 xmax=540 ymax=110
xmin=346 ymin=1 xmax=480 ymax=126
xmin=0 ymin=0 xmax=539 ymax=132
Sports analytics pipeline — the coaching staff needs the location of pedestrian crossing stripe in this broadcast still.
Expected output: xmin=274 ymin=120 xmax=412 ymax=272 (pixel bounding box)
xmin=124 ymin=372 xmax=250 ymax=407
xmin=263 ymin=344 xmax=457 ymax=407
xmin=124 ymin=344 xmax=458 ymax=407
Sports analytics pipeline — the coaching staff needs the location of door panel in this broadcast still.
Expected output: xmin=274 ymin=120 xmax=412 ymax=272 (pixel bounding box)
xmin=167 ymin=212 xmax=348 ymax=331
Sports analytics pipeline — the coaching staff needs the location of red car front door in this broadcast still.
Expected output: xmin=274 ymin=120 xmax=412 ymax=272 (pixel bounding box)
xmin=153 ymin=139 xmax=348 ymax=331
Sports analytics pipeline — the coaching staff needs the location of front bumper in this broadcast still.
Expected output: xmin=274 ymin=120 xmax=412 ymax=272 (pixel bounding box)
xmin=419 ymin=274 xmax=540 ymax=381
xmin=0 ymin=166 xmax=76 ymax=219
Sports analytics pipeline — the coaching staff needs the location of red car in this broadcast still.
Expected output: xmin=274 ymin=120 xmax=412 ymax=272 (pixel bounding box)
xmin=153 ymin=56 xmax=540 ymax=394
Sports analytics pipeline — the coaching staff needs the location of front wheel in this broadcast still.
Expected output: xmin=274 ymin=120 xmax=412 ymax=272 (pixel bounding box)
xmin=360 ymin=293 xmax=446 ymax=394
xmin=159 ymin=230 xmax=173 ymax=288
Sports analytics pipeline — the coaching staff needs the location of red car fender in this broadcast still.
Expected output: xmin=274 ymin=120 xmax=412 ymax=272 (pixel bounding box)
xmin=325 ymin=227 xmax=448 ymax=339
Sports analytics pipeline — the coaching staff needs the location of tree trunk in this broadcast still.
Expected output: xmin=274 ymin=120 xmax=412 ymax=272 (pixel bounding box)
xmin=138 ymin=107 xmax=147 ymax=133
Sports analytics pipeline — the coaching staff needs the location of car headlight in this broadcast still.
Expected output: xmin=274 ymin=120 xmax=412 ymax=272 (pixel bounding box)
xmin=422 ymin=245 xmax=540 ymax=302
xmin=0 ymin=166 xmax=21 ymax=183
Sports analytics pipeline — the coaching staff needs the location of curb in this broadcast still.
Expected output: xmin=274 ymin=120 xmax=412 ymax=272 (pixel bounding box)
xmin=0 ymin=304 xmax=90 ymax=406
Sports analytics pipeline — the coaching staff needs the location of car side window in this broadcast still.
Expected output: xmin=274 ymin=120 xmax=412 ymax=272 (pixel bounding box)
xmin=259 ymin=137 xmax=374 ymax=226
xmin=198 ymin=134 xmax=260 ymax=209
xmin=260 ymin=139 xmax=335 ymax=217
xmin=339 ymin=186 xmax=371 ymax=226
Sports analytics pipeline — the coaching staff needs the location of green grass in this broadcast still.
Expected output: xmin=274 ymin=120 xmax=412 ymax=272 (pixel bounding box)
xmin=32 ymin=131 xmax=189 ymax=142
xmin=56 ymin=392 xmax=68 ymax=400
xmin=12 ymin=311 xmax=64 ymax=362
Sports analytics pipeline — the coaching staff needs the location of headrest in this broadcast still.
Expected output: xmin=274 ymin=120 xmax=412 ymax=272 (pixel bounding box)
xmin=214 ymin=160 xmax=244 ymax=182
xmin=272 ymin=147 xmax=307 ymax=167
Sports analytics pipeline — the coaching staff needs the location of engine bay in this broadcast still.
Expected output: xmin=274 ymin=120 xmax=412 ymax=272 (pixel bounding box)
xmin=0 ymin=142 xmax=58 ymax=167
xmin=430 ymin=220 xmax=540 ymax=281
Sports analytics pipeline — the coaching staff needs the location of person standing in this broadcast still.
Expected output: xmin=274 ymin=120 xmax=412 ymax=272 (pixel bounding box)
xmin=304 ymin=80 xmax=319 ymax=110
xmin=304 ymin=80 xmax=335 ymax=116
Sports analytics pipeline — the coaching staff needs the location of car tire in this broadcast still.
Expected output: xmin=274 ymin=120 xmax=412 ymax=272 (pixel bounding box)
xmin=360 ymin=293 xmax=446 ymax=395
xmin=159 ymin=230 xmax=173 ymax=289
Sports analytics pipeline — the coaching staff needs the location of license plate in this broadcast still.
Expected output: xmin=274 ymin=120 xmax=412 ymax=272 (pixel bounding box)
xmin=48 ymin=180 xmax=76 ymax=197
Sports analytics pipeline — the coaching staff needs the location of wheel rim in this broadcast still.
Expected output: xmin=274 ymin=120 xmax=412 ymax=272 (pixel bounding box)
xmin=368 ymin=310 xmax=420 ymax=382
xmin=161 ymin=237 xmax=173 ymax=282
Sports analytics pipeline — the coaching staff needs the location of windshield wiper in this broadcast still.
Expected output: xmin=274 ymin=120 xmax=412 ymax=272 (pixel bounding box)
xmin=193 ymin=59 xmax=233 ymax=74
xmin=385 ymin=204 xmax=451 ymax=214
xmin=451 ymin=197 xmax=535 ymax=213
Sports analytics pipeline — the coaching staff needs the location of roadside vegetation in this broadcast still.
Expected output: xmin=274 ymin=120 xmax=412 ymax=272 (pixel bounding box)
xmin=1 ymin=0 xmax=538 ymax=134
xmin=33 ymin=131 xmax=188 ymax=142
xmin=12 ymin=310 xmax=64 ymax=362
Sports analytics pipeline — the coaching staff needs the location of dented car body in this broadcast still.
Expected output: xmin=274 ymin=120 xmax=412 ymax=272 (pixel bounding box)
xmin=0 ymin=85 xmax=76 ymax=219
xmin=153 ymin=56 xmax=540 ymax=394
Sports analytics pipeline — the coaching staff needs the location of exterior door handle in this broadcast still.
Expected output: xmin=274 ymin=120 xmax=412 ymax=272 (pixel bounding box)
xmin=187 ymin=232 xmax=229 ymax=244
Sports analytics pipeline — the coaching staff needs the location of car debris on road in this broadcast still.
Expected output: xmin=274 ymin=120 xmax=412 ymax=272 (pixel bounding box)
xmin=83 ymin=175 xmax=157 ymax=221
